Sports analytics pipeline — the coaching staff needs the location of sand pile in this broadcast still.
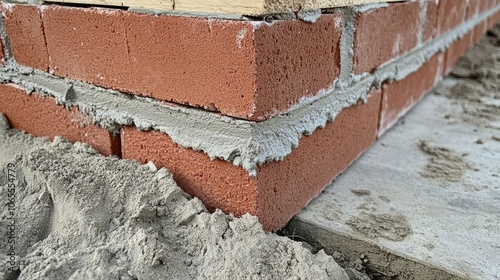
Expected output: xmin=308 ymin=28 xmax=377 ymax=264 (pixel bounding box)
xmin=0 ymin=115 xmax=348 ymax=280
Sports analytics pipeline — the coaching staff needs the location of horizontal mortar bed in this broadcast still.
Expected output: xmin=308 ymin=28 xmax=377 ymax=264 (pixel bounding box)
xmin=0 ymin=0 xmax=499 ymax=231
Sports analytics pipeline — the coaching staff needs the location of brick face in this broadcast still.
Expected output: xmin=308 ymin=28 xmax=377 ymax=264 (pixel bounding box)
xmin=473 ymin=20 xmax=488 ymax=43
xmin=444 ymin=31 xmax=474 ymax=75
xmin=256 ymin=91 xmax=381 ymax=230
xmin=253 ymin=15 xmax=341 ymax=120
xmin=40 ymin=5 xmax=342 ymax=121
xmin=121 ymin=127 xmax=259 ymax=219
xmin=379 ymin=53 xmax=444 ymax=135
xmin=437 ymin=0 xmax=468 ymax=35
xmin=0 ymin=83 xmax=121 ymax=156
xmin=467 ymin=0 xmax=480 ymax=20
xmin=424 ymin=0 xmax=439 ymax=42
xmin=2 ymin=4 xmax=49 ymax=71
xmin=121 ymin=91 xmax=381 ymax=231
xmin=353 ymin=2 xmax=421 ymax=75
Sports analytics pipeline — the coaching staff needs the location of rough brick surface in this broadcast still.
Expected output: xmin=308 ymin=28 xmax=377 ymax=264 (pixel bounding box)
xmin=0 ymin=83 xmax=120 ymax=156
xmin=379 ymin=53 xmax=444 ymax=135
xmin=444 ymin=31 xmax=474 ymax=75
xmin=467 ymin=0 xmax=480 ymax=20
xmin=473 ymin=20 xmax=488 ymax=43
xmin=41 ymin=6 xmax=342 ymax=121
xmin=424 ymin=0 xmax=439 ymax=42
xmin=437 ymin=0 xmax=468 ymax=35
xmin=256 ymin=91 xmax=381 ymax=230
xmin=353 ymin=2 xmax=421 ymax=74
xmin=121 ymin=127 xmax=258 ymax=219
xmin=253 ymin=15 xmax=342 ymax=119
xmin=487 ymin=8 xmax=500 ymax=28
xmin=2 ymin=4 xmax=49 ymax=71
xmin=121 ymin=91 xmax=381 ymax=231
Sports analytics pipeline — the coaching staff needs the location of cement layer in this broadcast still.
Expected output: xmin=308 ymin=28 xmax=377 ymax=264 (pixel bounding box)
xmin=0 ymin=5 xmax=498 ymax=177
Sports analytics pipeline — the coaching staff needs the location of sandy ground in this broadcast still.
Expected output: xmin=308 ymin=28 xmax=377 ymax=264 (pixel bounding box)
xmin=0 ymin=119 xmax=349 ymax=280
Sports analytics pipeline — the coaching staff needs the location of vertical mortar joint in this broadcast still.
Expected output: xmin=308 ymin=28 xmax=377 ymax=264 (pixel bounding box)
xmin=338 ymin=7 xmax=356 ymax=89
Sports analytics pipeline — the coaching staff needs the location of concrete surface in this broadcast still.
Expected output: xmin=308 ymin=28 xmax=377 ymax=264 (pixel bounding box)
xmin=285 ymin=36 xmax=500 ymax=279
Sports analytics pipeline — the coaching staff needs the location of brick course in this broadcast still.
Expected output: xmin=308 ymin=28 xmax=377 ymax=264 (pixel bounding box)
xmin=0 ymin=83 xmax=121 ymax=156
xmin=353 ymin=2 xmax=421 ymax=75
xmin=40 ymin=6 xmax=342 ymax=121
xmin=437 ymin=0 xmax=468 ymax=35
xmin=2 ymin=4 xmax=49 ymax=71
xmin=379 ymin=53 xmax=444 ymax=135
xmin=444 ymin=31 xmax=474 ymax=75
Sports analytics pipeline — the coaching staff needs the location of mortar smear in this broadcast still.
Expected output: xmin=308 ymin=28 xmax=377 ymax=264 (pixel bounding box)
xmin=0 ymin=124 xmax=348 ymax=280
xmin=346 ymin=212 xmax=412 ymax=242
xmin=418 ymin=140 xmax=475 ymax=185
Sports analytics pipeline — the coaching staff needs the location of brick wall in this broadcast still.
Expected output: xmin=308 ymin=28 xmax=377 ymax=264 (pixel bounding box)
xmin=1 ymin=0 xmax=499 ymax=231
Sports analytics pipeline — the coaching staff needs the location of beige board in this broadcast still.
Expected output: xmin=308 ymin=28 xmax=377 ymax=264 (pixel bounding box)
xmin=43 ymin=0 xmax=401 ymax=15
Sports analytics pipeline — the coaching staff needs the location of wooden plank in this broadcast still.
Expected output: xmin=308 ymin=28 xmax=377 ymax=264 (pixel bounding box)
xmin=43 ymin=0 xmax=401 ymax=15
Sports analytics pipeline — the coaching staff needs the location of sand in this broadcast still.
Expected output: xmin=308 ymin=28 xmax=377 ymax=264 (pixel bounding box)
xmin=0 ymin=115 xmax=348 ymax=280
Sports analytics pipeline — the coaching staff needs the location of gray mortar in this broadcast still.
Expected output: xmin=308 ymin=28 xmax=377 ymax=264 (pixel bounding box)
xmin=0 ymin=5 xmax=498 ymax=178
xmin=338 ymin=7 xmax=356 ymax=87
xmin=354 ymin=2 xmax=388 ymax=13
xmin=127 ymin=7 xmax=247 ymax=21
xmin=296 ymin=9 xmax=322 ymax=23
xmin=0 ymin=9 xmax=13 ymax=64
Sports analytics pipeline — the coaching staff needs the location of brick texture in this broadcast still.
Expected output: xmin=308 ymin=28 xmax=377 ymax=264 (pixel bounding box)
xmin=353 ymin=2 xmax=421 ymax=74
xmin=255 ymin=91 xmax=381 ymax=230
xmin=473 ymin=20 xmax=488 ymax=43
xmin=0 ymin=83 xmax=120 ymax=156
xmin=379 ymin=53 xmax=444 ymax=135
xmin=487 ymin=8 xmax=500 ymax=28
xmin=121 ymin=127 xmax=259 ymax=219
xmin=40 ymin=5 xmax=342 ymax=121
xmin=437 ymin=0 xmax=468 ymax=35
xmin=444 ymin=31 xmax=474 ymax=75
xmin=467 ymin=0 xmax=480 ymax=20
xmin=253 ymin=14 xmax=341 ymax=119
xmin=424 ymin=0 xmax=439 ymax=42
xmin=122 ymin=91 xmax=381 ymax=231
xmin=2 ymin=4 xmax=49 ymax=71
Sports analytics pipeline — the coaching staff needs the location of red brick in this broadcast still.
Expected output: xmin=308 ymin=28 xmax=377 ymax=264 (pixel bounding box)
xmin=444 ymin=31 xmax=474 ymax=75
xmin=2 ymin=4 xmax=49 ymax=71
xmin=253 ymin=14 xmax=341 ymax=120
xmin=353 ymin=2 xmax=421 ymax=75
xmin=478 ymin=0 xmax=493 ymax=12
xmin=487 ymin=8 xmax=500 ymax=28
xmin=424 ymin=0 xmax=439 ymax=42
xmin=255 ymin=91 xmax=381 ymax=230
xmin=473 ymin=20 xmax=488 ymax=43
xmin=467 ymin=0 xmax=480 ymax=19
xmin=379 ymin=53 xmax=444 ymax=135
xmin=42 ymin=6 xmax=342 ymax=121
xmin=0 ymin=83 xmax=120 ymax=156
xmin=121 ymin=91 xmax=381 ymax=231
xmin=437 ymin=0 xmax=468 ymax=35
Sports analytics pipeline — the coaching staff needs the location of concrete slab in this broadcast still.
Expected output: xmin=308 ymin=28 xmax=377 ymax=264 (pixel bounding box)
xmin=285 ymin=36 xmax=500 ymax=279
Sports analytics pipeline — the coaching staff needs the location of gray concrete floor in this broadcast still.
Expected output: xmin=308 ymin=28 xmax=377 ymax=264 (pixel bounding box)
xmin=285 ymin=34 xmax=500 ymax=280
